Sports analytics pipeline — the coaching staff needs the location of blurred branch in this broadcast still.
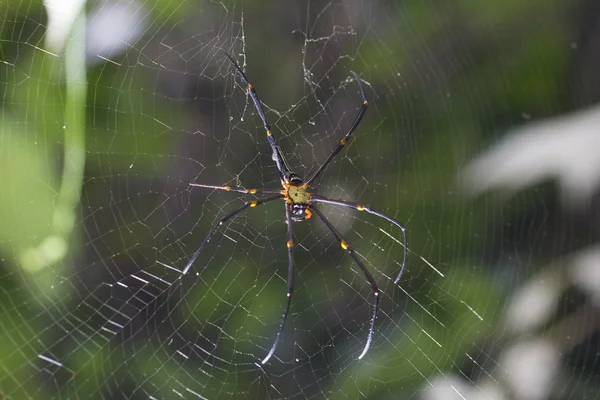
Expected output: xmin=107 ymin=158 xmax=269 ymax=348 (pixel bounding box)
xmin=19 ymin=10 xmax=87 ymax=272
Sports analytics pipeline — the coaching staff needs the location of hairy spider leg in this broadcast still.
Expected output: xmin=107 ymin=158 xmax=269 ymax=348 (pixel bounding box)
xmin=224 ymin=52 xmax=299 ymax=184
xmin=309 ymin=205 xmax=380 ymax=359
xmin=306 ymin=72 xmax=369 ymax=185
xmin=261 ymin=205 xmax=296 ymax=364
xmin=182 ymin=195 xmax=282 ymax=275
xmin=310 ymin=195 xmax=407 ymax=283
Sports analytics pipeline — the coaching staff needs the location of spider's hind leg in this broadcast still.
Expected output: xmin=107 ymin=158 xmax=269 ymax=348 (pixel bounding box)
xmin=261 ymin=204 xmax=296 ymax=364
xmin=309 ymin=204 xmax=380 ymax=359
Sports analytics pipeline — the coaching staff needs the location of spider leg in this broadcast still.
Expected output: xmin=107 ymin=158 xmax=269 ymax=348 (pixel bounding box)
xmin=309 ymin=205 xmax=379 ymax=360
xmin=182 ymin=194 xmax=282 ymax=275
xmin=189 ymin=183 xmax=282 ymax=195
xmin=306 ymin=72 xmax=368 ymax=185
xmin=224 ymin=53 xmax=290 ymax=180
xmin=262 ymin=205 xmax=295 ymax=364
xmin=310 ymin=195 xmax=407 ymax=283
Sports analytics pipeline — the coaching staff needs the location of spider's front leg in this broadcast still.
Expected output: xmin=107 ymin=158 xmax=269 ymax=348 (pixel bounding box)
xmin=306 ymin=72 xmax=369 ymax=185
xmin=224 ymin=52 xmax=292 ymax=181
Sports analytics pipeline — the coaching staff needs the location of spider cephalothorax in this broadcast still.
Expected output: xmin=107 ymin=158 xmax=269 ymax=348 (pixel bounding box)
xmin=184 ymin=52 xmax=407 ymax=364
xmin=284 ymin=182 xmax=312 ymax=222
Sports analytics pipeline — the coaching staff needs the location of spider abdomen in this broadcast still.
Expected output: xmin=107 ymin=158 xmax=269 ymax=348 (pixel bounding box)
xmin=289 ymin=203 xmax=310 ymax=222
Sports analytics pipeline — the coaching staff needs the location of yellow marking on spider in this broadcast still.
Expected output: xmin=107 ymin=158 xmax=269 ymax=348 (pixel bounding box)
xmin=224 ymin=186 xmax=231 ymax=191
xmin=340 ymin=240 xmax=349 ymax=250
xmin=250 ymin=201 xmax=258 ymax=207
xmin=304 ymin=209 xmax=313 ymax=220
xmin=340 ymin=139 xmax=347 ymax=145
xmin=357 ymin=205 xmax=365 ymax=211
xmin=248 ymin=189 xmax=257 ymax=194
xmin=364 ymin=100 xmax=369 ymax=106
xmin=248 ymin=83 xmax=253 ymax=90
xmin=287 ymin=240 xmax=294 ymax=248
xmin=287 ymin=185 xmax=311 ymax=204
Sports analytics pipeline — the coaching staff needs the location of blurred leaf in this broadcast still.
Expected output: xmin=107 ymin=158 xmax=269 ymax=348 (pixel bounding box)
xmin=460 ymin=105 xmax=600 ymax=206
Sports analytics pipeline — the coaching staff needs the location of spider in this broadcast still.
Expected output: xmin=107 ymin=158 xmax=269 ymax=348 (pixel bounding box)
xmin=183 ymin=53 xmax=407 ymax=364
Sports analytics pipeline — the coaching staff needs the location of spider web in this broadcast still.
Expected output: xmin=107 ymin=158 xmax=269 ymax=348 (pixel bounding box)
xmin=2 ymin=0 xmax=599 ymax=399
